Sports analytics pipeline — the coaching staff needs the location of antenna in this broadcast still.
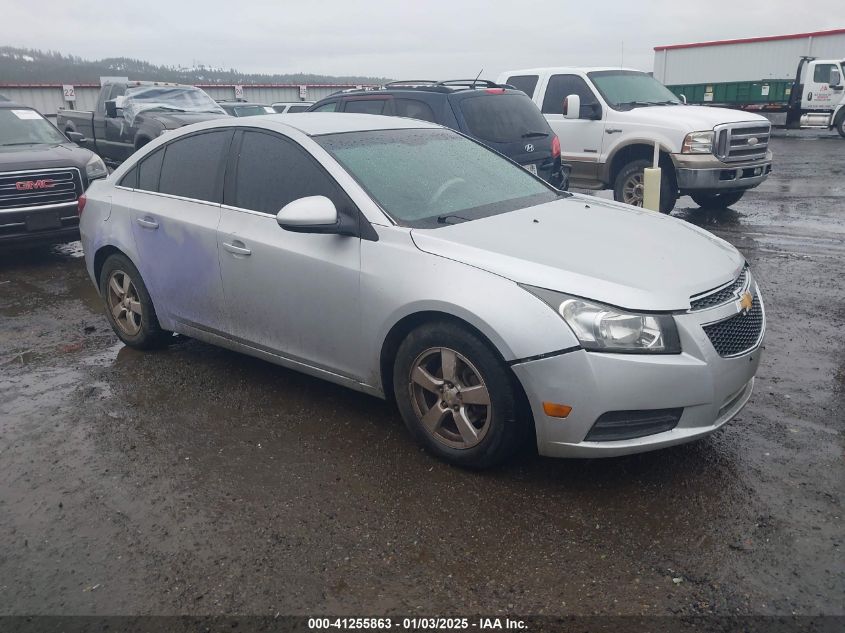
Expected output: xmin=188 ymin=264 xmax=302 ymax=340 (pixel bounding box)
xmin=472 ymin=68 xmax=483 ymax=87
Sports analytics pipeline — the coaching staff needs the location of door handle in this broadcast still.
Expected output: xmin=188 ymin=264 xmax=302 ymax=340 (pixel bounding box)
xmin=605 ymin=128 xmax=623 ymax=134
xmin=136 ymin=216 xmax=159 ymax=229
xmin=223 ymin=241 xmax=252 ymax=256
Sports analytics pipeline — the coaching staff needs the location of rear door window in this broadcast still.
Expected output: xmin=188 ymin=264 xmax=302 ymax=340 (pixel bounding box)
xmin=312 ymin=101 xmax=338 ymax=112
xmin=459 ymin=93 xmax=551 ymax=143
xmin=344 ymin=99 xmax=390 ymax=115
xmin=158 ymin=130 xmax=233 ymax=203
xmin=393 ymin=98 xmax=436 ymax=122
xmin=136 ymin=148 xmax=164 ymax=192
xmin=542 ymin=75 xmax=599 ymax=114
xmin=229 ymin=130 xmax=350 ymax=214
xmin=505 ymin=75 xmax=539 ymax=98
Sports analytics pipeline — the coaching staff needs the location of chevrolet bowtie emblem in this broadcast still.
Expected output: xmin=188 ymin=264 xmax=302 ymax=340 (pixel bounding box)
xmin=739 ymin=291 xmax=753 ymax=314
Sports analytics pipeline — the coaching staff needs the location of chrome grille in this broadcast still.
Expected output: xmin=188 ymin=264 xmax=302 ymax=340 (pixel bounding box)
xmin=702 ymin=293 xmax=764 ymax=357
xmin=0 ymin=168 xmax=82 ymax=211
xmin=714 ymin=122 xmax=770 ymax=163
xmin=690 ymin=267 xmax=750 ymax=311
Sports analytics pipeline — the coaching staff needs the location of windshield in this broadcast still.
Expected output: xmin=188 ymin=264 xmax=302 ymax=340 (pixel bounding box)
xmin=0 ymin=108 xmax=67 ymax=146
xmin=459 ymin=93 xmax=551 ymax=143
xmin=587 ymin=70 xmax=681 ymax=110
xmin=122 ymin=85 xmax=225 ymax=125
xmin=316 ymin=128 xmax=561 ymax=228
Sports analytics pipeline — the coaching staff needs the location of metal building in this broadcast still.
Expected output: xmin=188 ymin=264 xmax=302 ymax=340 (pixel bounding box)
xmin=653 ymin=28 xmax=845 ymax=85
xmin=0 ymin=83 xmax=377 ymax=116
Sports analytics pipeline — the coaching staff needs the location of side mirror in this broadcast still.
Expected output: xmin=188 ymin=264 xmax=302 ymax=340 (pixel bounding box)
xmin=105 ymin=100 xmax=118 ymax=118
xmin=680 ymin=94 xmax=688 ymax=104
xmin=829 ymin=69 xmax=842 ymax=88
xmin=66 ymin=131 xmax=86 ymax=145
xmin=563 ymin=94 xmax=581 ymax=119
xmin=277 ymin=195 xmax=351 ymax=235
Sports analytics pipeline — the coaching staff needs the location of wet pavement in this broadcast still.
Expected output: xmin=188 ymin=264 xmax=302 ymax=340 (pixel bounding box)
xmin=0 ymin=135 xmax=842 ymax=618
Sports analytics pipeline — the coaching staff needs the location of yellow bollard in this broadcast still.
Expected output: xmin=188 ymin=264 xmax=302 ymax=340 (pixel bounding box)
xmin=642 ymin=167 xmax=661 ymax=212
xmin=642 ymin=141 xmax=662 ymax=212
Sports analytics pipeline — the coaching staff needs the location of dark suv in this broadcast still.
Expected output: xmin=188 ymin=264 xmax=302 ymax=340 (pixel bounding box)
xmin=308 ymin=80 xmax=568 ymax=189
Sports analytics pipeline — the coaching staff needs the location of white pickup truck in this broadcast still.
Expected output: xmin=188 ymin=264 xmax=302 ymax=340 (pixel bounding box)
xmin=497 ymin=67 xmax=773 ymax=213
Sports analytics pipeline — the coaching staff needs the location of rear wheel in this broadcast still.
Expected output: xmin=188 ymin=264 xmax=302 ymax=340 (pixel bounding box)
xmin=99 ymin=253 xmax=171 ymax=349
xmin=690 ymin=191 xmax=745 ymax=209
xmin=613 ymin=158 xmax=678 ymax=214
xmin=392 ymin=321 xmax=525 ymax=468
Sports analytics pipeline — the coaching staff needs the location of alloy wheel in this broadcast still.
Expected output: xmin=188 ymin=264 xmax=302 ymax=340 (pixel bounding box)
xmin=106 ymin=269 xmax=143 ymax=336
xmin=622 ymin=172 xmax=645 ymax=206
xmin=408 ymin=347 xmax=492 ymax=450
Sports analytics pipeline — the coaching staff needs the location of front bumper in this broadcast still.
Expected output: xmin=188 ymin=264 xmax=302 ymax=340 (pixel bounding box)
xmin=673 ymin=152 xmax=772 ymax=192
xmin=512 ymin=286 xmax=765 ymax=458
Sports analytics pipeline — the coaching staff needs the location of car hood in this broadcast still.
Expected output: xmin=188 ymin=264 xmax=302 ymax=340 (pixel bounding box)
xmin=0 ymin=142 xmax=94 ymax=172
xmin=149 ymin=111 xmax=230 ymax=129
xmin=621 ymin=104 xmax=769 ymax=131
xmin=410 ymin=194 xmax=744 ymax=311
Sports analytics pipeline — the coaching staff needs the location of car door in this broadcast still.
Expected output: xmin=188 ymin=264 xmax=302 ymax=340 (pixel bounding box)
xmin=217 ymin=129 xmax=363 ymax=379
xmin=128 ymin=129 xmax=233 ymax=332
xmin=802 ymin=62 xmax=842 ymax=110
xmin=540 ymin=74 xmax=605 ymax=185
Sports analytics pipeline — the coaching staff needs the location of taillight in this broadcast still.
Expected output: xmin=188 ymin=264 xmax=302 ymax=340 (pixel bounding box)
xmin=551 ymin=135 xmax=561 ymax=158
xmin=485 ymin=88 xmax=505 ymax=94
xmin=77 ymin=194 xmax=87 ymax=216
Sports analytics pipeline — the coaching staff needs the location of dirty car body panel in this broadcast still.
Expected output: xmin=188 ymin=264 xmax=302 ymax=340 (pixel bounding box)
xmin=80 ymin=113 xmax=765 ymax=459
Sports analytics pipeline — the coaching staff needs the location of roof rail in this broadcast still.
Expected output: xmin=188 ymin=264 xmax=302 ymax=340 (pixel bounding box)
xmin=383 ymin=80 xmax=439 ymax=87
xmin=435 ymin=79 xmax=502 ymax=89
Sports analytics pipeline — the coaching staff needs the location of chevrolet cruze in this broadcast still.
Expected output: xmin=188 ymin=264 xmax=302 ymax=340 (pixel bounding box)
xmin=79 ymin=114 xmax=765 ymax=468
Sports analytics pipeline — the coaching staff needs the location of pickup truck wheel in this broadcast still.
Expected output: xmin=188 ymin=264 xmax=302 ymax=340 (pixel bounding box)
xmin=690 ymin=191 xmax=745 ymax=209
xmin=392 ymin=321 xmax=524 ymax=469
xmin=99 ymin=254 xmax=171 ymax=350
xmin=614 ymin=159 xmax=678 ymax=214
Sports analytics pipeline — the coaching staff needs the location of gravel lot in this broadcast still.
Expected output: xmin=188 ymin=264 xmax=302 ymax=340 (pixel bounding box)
xmin=0 ymin=134 xmax=842 ymax=620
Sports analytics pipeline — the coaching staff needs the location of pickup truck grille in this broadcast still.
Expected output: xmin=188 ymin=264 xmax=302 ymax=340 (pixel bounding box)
xmin=0 ymin=168 xmax=82 ymax=211
xmin=714 ymin=122 xmax=771 ymax=163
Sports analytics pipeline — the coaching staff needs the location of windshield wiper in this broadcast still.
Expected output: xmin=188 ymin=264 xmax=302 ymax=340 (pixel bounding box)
xmin=1 ymin=142 xmax=40 ymax=146
xmin=616 ymin=101 xmax=653 ymax=109
xmin=521 ymin=131 xmax=549 ymax=138
xmin=436 ymin=214 xmax=470 ymax=225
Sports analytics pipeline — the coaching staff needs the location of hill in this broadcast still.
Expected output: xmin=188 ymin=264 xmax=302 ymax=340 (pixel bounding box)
xmin=0 ymin=46 xmax=389 ymax=85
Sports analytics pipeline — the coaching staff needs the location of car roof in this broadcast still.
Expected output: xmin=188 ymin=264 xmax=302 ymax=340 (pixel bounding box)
xmin=178 ymin=112 xmax=440 ymax=137
xmin=501 ymin=66 xmax=645 ymax=75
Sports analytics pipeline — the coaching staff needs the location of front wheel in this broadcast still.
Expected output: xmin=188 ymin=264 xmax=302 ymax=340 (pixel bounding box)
xmin=835 ymin=112 xmax=845 ymax=139
xmin=392 ymin=321 xmax=525 ymax=468
xmin=690 ymin=191 xmax=745 ymax=209
xmin=99 ymin=253 xmax=171 ymax=349
xmin=613 ymin=159 xmax=678 ymax=214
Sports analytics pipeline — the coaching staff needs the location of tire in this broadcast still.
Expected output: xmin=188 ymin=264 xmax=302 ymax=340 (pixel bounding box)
xmin=835 ymin=111 xmax=845 ymax=139
xmin=690 ymin=191 xmax=745 ymax=209
xmin=613 ymin=158 xmax=678 ymax=214
xmin=392 ymin=321 xmax=525 ymax=468
xmin=99 ymin=253 xmax=171 ymax=350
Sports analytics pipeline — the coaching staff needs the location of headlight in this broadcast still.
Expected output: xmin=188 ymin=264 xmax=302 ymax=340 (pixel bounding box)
xmin=85 ymin=154 xmax=108 ymax=180
xmin=522 ymin=285 xmax=681 ymax=353
xmin=682 ymin=131 xmax=714 ymax=154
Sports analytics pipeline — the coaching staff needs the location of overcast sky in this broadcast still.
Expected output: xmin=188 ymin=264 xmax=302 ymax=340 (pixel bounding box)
xmin=1 ymin=1 xmax=841 ymax=79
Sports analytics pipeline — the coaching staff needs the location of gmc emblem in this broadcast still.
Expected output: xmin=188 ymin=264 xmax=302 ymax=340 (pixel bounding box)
xmin=16 ymin=179 xmax=55 ymax=191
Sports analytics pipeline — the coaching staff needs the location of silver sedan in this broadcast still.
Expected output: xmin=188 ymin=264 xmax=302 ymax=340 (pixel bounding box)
xmin=79 ymin=113 xmax=764 ymax=468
